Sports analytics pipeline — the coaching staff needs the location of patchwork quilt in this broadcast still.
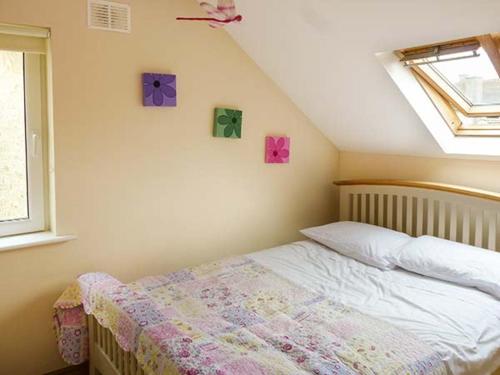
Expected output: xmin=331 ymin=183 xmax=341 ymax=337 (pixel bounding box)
xmin=54 ymin=256 xmax=447 ymax=375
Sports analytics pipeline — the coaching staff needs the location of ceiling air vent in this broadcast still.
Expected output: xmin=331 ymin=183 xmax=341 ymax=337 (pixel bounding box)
xmin=88 ymin=0 xmax=131 ymax=33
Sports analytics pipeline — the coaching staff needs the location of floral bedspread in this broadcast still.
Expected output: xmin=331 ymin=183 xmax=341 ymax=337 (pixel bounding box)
xmin=54 ymin=256 xmax=447 ymax=375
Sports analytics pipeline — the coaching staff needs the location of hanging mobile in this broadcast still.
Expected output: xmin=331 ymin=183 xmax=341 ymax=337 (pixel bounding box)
xmin=177 ymin=0 xmax=243 ymax=28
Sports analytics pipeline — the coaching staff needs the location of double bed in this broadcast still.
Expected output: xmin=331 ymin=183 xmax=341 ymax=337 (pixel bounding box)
xmin=54 ymin=180 xmax=500 ymax=375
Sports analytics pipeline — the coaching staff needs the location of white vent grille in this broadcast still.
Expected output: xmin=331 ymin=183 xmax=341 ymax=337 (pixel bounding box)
xmin=88 ymin=0 xmax=131 ymax=33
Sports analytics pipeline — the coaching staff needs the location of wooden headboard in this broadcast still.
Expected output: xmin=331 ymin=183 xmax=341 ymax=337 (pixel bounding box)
xmin=335 ymin=180 xmax=500 ymax=252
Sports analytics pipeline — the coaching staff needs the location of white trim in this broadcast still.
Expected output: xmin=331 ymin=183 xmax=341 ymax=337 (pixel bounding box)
xmin=0 ymin=231 xmax=76 ymax=252
xmin=0 ymin=23 xmax=49 ymax=39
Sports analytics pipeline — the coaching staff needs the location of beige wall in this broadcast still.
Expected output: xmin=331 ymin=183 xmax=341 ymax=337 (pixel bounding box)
xmin=339 ymin=151 xmax=500 ymax=193
xmin=0 ymin=1 xmax=339 ymax=373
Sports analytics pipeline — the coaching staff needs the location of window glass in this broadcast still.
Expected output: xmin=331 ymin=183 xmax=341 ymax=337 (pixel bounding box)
xmin=429 ymin=48 xmax=500 ymax=106
xmin=0 ymin=50 xmax=28 ymax=222
xmin=456 ymin=112 xmax=500 ymax=128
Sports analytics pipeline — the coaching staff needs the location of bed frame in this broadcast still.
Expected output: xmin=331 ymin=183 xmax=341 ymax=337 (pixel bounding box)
xmin=88 ymin=315 xmax=146 ymax=375
xmin=337 ymin=180 xmax=500 ymax=252
xmin=88 ymin=179 xmax=500 ymax=375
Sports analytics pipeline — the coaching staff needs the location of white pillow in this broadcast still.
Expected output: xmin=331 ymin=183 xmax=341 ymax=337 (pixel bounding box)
xmin=393 ymin=235 xmax=500 ymax=299
xmin=300 ymin=221 xmax=411 ymax=270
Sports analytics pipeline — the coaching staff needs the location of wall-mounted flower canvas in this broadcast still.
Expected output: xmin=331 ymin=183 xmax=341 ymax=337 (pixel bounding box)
xmin=213 ymin=108 xmax=242 ymax=138
xmin=143 ymin=73 xmax=176 ymax=107
xmin=265 ymin=136 xmax=290 ymax=164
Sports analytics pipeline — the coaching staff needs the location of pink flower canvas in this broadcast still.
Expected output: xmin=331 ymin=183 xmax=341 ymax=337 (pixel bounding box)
xmin=265 ymin=136 xmax=290 ymax=164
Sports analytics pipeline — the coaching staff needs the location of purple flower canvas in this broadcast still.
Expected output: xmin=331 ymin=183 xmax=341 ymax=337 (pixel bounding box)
xmin=143 ymin=73 xmax=176 ymax=107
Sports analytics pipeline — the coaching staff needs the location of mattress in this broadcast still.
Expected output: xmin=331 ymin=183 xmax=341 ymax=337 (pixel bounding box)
xmin=248 ymin=240 xmax=500 ymax=375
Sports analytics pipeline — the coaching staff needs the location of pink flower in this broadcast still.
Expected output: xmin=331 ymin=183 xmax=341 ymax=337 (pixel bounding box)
xmin=63 ymin=308 xmax=84 ymax=325
xmin=297 ymin=355 xmax=306 ymax=363
xmin=265 ymin=136 xmax=290 ymax=164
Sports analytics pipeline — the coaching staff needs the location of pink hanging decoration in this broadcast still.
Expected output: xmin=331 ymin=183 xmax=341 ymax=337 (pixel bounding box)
xmin=177 ymin=0 xmax=243 ymax=28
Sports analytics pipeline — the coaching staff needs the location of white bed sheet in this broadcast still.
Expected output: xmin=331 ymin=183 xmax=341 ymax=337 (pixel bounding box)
xmin=248 ymin=240 xmax=500 ymax=375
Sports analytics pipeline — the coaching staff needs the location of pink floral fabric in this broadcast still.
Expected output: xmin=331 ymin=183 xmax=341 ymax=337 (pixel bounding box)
xmin=54 ymin=258 xmax=447 ymax=374
xmin=53 ymin=282 xmax=89 ymax=364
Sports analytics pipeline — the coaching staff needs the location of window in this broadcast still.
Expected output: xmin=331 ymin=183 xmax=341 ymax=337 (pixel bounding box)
xmin=397 ymin=34 xmax=500 ymax=136
xmin=0 ymin=24 xmax=50 ymax=237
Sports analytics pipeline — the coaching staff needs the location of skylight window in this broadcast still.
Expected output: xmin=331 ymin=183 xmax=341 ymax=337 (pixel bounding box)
xmin=397 ymin=34 xmax=500 ymax=136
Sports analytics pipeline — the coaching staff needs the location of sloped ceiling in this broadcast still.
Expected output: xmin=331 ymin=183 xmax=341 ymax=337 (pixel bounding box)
xmin=226 ymin=0 xmax=500 ymax=157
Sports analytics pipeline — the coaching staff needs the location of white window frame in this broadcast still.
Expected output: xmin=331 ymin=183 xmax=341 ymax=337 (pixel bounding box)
xmin=0 ymin=26 xmax=49 ymax=237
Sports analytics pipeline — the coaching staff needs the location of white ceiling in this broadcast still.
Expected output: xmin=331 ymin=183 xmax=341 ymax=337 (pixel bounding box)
xmin=226 ymin=0 xmax=500 ymax=157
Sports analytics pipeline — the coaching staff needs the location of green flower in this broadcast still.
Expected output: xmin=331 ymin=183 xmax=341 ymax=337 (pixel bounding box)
xmin=215 ymin=109 xmax=242 ymax=138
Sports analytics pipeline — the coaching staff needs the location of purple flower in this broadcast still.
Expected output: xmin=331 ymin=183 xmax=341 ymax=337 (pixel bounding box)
xmin=143 ymin=73 xmax=176 ymax=106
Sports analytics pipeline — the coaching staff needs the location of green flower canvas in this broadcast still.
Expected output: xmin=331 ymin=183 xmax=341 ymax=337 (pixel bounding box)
xmin=213 ymin=108 xmax=242 ymax=138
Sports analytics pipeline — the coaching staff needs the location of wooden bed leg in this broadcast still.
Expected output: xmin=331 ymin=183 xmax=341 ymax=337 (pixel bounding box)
xmin=88 ymin=315 xmax=97 ymax=375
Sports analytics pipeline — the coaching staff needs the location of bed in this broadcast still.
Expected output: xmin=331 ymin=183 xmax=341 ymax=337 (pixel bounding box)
xmin=54 ymin=180 xmax=500 ymax=375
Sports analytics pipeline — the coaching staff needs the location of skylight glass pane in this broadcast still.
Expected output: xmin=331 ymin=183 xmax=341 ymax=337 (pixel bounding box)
xmin=0 ymin=50 xmax=28 ymax=222
xmin=456 ymin=112 xmax=500 ymax=128
xmin=430 ymin=48 xmax=500 ymax=106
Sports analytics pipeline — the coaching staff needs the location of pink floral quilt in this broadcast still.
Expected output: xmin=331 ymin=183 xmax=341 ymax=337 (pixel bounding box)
xmin=54 ymin=257 xmax=447 ymax=374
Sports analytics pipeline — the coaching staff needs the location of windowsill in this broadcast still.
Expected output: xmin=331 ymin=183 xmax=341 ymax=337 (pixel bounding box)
xmin=0 ymin=231 xmax=76 ymax=253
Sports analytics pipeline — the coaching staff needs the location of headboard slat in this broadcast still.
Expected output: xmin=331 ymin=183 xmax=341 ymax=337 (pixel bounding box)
xmin=449 ymin=204 xmax=458 ymax=242
xmin=438 ymin=201 xmax=446 ymax=238
xmin=352 ymin=194 xmax=359 ymax=222
xmin=361 ymin=194 xmax=367 ymax=223
xmin=427 ymin=199 xmax=435 ymax=236
xmin=462 ymin=209 xmax=471 ymax=245
xmin=474 ymin=211 xmax=484 ymax=248
xmin=377 ymin=194 xmax=384 ymax=226
xmin=406 ymin=197 xmax=414 ymax=236
xmin=396 ymin=195 xmax=403 ymax=232
xmin=416 ymin=197 xmax=424 ymax=236
xmin=369 ymin=194 xmax=375 ymax=225
xmin=487 ymin=211 xmax=497 ymax=250
xmin=387 ymin=195 xmax=393 ymax=229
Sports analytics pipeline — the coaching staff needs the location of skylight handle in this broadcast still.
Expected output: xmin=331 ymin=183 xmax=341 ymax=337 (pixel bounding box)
xmin=403 ymin=50 xmax=480 ymax=67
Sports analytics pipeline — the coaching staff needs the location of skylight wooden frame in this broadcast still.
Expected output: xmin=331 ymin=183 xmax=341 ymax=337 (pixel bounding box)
xmin=396 ymin=35 xmax=500 ymax=137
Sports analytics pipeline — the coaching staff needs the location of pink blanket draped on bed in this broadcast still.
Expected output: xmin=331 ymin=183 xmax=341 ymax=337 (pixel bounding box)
xmin=54 ymin=257 xmax=447 ymax=374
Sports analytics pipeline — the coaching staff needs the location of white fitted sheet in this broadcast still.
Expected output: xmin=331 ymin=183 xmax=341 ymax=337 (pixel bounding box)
xmin=248 ymin=240 xmax=500 ymax=375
